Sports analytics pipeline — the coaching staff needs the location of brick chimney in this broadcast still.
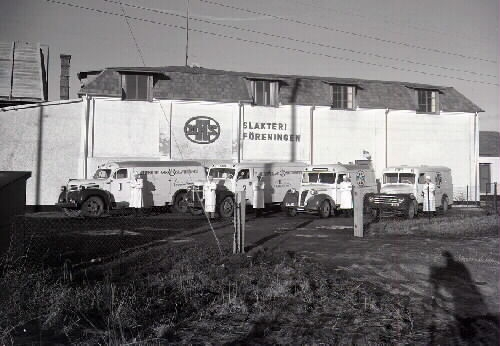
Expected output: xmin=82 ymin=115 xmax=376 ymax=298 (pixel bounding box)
xmin=60 ymin=54 xmax=71 ymax=100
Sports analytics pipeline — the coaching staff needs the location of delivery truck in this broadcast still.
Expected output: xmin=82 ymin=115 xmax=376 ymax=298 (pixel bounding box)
xmin=56 ymin=161 xmax=206 ymax=217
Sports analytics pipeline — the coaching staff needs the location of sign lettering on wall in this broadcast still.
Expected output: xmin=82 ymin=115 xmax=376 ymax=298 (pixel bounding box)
xmin=184 ymin=116 xmax=220 ymax=144
xmin=242 ymin=121 xmax=301 ymax=142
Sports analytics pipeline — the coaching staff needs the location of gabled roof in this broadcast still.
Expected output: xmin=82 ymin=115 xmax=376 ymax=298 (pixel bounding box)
xmin=480 ymin=131 xmax=500 ymax=157
xmin=78 ymin=66 xmax=483 ymax=113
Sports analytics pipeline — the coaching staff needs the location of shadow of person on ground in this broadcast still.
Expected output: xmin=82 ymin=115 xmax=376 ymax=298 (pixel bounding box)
xmin=428 ymin=250 xmax=499 ymax=344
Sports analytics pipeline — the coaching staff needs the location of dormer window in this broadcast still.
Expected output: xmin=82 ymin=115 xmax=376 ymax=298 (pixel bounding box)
xmin=331 ymin=84 xmax=355 ymax=110
xmin=121 ymin=73 xmax=153 ymax=101
xmin=251 ymin=80 xmax=279 ymax=106
xmin=417 ymin=89 xmax=439 ymax=114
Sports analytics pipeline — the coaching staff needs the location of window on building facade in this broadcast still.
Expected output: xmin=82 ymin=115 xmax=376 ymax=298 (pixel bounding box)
xmin=251 ymin=80 xmax=279 ymax=106
xmin=417 ymin=89 xmax=439 ymax=113
xmin=122 ymin=74 xmax=151 ymax=101
xmin=331 ymin=85 xmax=355 ymax=110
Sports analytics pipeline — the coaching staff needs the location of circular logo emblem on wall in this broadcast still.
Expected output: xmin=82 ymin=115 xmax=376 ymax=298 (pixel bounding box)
xmin=184 ymin=116 xmax=221 ymax=144
xmin=356 ymin=170 xmax=366 ymax=186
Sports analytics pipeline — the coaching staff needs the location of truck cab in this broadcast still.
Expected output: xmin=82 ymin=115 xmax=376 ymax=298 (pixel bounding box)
xmin=282 ymin=163 xmax=377 ymax=218
xmin=187 ymin=162 xmax=305 ymax=218
xmin=366 ymin=165 xmax=453 ymax=218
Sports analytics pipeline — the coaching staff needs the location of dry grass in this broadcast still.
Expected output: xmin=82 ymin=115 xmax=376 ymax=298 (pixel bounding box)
xmin=367 ymin=214 xmax=499 ymax=237
xmin=0 ymin=239 xmax=427 ymax=345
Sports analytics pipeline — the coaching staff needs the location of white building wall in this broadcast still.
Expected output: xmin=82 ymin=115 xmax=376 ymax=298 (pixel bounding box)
xmin=0 ymin=100 xmax=82 ymax=205
xmin=0 ymin=97 xmax=480 ymax=206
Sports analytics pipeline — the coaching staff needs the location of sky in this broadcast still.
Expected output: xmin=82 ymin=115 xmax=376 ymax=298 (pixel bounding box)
xmin=1 ymin=0 xmax=498 ymax=131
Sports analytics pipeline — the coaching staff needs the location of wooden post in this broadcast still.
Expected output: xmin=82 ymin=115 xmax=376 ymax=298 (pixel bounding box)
xmin=233 ymin=191 xmax=246 ymax=254
xmin=494 ymin=182 xmax=498 ymax=213
xmin=353 ymin=186 xmax=364 ymax=238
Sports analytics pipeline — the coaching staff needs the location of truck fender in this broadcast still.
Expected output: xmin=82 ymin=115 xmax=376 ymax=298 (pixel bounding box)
xmin=306 ymin=194 xmax=336 ymax=210
xmin=79 ymin=189 xmax=112 ymax=209
xmin=216 ymin=191 xmax=235 ymax=206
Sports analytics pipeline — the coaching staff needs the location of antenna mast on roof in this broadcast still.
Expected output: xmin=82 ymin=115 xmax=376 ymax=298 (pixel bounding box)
xmin=185 ymin=0 xmax=189 ymax=66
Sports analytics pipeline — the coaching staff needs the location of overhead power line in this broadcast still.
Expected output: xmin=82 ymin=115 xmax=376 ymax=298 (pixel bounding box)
xmin=196 ymin=0 xmax=497 ymax=64
xmin=43 ymin=0 xmax=499 ymax=86
xmin=103 ymin=0 xmax=496 ymax=79
xmin=289 ymin=0 xmax=495 ymax=45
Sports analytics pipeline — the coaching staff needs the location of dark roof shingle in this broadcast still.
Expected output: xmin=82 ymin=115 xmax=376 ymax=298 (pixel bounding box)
xmin=78 ymin=66 xmax=483 ymax=113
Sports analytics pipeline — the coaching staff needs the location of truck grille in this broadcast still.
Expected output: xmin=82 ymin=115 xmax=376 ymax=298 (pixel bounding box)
xmin=373 ymin=195 xmax=399 ymax=204
xmin=300 ymin=190 xmax=309 ymax=206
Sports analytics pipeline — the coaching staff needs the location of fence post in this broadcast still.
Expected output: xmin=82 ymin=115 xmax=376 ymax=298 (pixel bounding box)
xmin=233 ymin=191 xmax=246 ymax=254
xmin=353 ymin=186 xmax=364 ymax=238
xmin=466 ymin=185 xmax=469 ymax=206
xmin=494 ymin=182 xmax=498 ymax=214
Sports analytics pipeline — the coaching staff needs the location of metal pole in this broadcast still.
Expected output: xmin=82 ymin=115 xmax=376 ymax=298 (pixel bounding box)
xmin=494 ymin=182 xmax=498 ymax=214
xmin=466 ymin=185 xmax=469 ymax=206
xmin=427 ymin=184 xmax=430 ymax=221
xmin=185 ymin=0 xmax=189 ymax=66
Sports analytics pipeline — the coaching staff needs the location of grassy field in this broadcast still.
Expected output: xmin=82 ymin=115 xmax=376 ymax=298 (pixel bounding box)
xmin=1 ymin=209 xmax=498 ymax=344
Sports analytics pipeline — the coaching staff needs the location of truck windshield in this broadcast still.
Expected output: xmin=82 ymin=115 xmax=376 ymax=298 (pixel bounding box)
xmin=383 ymin=173 xmax=415 ymax=184
xmin=302 ymin=172 xmax=335 ymax=184
xmin=93 ymin=169 xmax=111 ymax=179
xmin=209 ymin=168 xmax=235 ymax=179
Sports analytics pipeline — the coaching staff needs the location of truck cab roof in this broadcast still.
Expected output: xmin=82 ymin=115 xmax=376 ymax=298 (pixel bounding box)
xmin=305 ymin=163 xmax=374 ymax=172
xmin=384 ymin=165 xmax=451 ymax=173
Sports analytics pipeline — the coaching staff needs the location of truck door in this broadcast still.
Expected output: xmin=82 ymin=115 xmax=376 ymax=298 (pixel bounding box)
xmin=235 ymin=168 xmax=255 ymax=204
xmin=109 ymin=168 xmax=131 ymax=207
xmin=335 ymin=173 xmax=347 ymax=204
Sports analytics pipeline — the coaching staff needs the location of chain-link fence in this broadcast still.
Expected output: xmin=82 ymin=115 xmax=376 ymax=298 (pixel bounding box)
xmin=453 ymin=185 xmax=480 ymax=206
xmin=6 ymin=212 xmax=211 ymax=270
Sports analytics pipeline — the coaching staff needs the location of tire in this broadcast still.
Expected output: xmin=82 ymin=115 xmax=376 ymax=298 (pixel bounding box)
xmin=218 ymin=196 xmax=235 ymax=218
xmin=173 ymin=192 xmax=188 ymax=213
xmin=442 ymin=197 xmax=449 ymax=214
xmin=286 ymin=207 xmax=297 ymax=217
xmin=189 ymin=207 xmax=203 ymax=216
xmin=407 ymin=201 xmax=416 ymax=219
xmin=81 ymin=196 xmax=105 ymax=218
xmin=63 ymin=208 xmax=81 ymax=218
xmin=319 ymin=200 xmax=331 ymax=218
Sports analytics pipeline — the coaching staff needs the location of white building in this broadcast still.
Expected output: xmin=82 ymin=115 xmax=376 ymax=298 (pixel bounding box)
xmin=479 ymin=131 xmax=499 ymax=196
xmin=0 ymin=66 xmax=482 ymax=207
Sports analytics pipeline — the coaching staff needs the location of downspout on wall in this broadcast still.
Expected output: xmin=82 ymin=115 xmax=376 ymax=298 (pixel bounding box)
xmin=238 ymin=101 xmax=243 ymax=163
xmin=78 ymin=95 xmax=91 ymax=178
xmin=385 ymin=108 xmax=389 ymax=168
xmin=310 ymin=105 xmax=315 ymax=165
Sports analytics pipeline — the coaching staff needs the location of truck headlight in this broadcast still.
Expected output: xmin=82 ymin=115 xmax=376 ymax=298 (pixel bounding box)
xmin=79 ymin=185 xmax=86 ymax=190
xmin=290 ymin=188 xmax=297 ymax=194
xmin=368 ymin=196 xmax=374 ymax=202
xmin=61 ymin=186 xmax=67 ymax=192
xmin=398 ymin=198 xmax=405 ymax=203
xmin=310 ymin=189 xmax=317 ymax=195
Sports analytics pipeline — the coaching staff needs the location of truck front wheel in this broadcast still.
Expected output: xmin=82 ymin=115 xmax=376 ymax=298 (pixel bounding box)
xmin=286 ymin=207 xmax=297 ymax=217
xmin=81 ymin=196 xmax=105 ymax=218
xmin=218 ymin=196 xmax=235 ymax=218
xmin=319 ymin=200 xmax=331 ymax=218
xmin=407 ymin=201 xmax=416 ymax=219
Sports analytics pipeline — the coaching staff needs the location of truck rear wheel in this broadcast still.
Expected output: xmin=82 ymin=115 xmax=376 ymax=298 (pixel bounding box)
xmin=218 ymin=196 xmax=235 ymax=218
xmin=81 ymin=196 xmax=105 ymax=218
xmin=189 ymin=207 xmax=203 ymax=216
xmin=173 ymin=192 xmax=188 ymax=213
xmin=442 ymin=197 xmax=449 ymax=214
xmin=286 ymin=207 xmax=297 ymax=217
xmin=319 ymin=200 xmax=331 ymax=218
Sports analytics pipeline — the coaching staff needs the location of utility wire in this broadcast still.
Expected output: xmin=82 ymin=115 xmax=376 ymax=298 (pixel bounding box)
xmin=104 ymin=0 xmax=496 ymax=79
xmin=43 ymin=0 xmax=499 ymax=86
xmin=119 ymin=2 xmax=146 ymax=66
xmin=289 ymin=0 xmax=496 ymax=44
xmin=196 ymin=0 xmax=497 ymax=64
